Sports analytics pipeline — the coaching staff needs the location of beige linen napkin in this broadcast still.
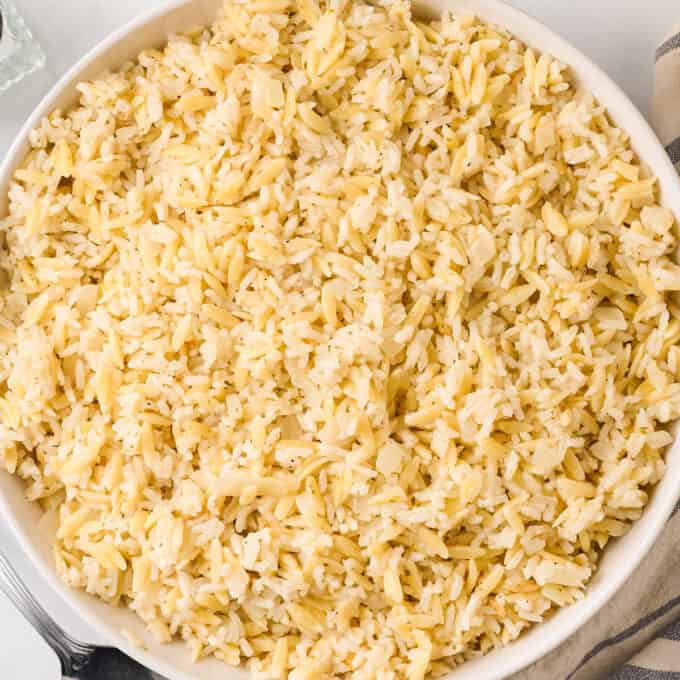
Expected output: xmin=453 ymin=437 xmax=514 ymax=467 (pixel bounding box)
xmin=655 ymin=29 xmax=680 ymax=171
xmin=510 ymin=28 xmax=680 ymax=680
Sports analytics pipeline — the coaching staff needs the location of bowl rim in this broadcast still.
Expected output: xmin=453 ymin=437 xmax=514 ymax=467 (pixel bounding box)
xmin=1 ymin=1 xmax=680 ymax=679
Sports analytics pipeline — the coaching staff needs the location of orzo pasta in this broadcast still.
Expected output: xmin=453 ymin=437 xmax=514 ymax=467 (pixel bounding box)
xmin=1 ymin=0 xmax=679 ymax=678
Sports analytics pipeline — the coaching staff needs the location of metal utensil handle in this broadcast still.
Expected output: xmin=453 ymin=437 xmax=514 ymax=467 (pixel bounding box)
xmin=0 ymin=549 xmax=95 ymax=677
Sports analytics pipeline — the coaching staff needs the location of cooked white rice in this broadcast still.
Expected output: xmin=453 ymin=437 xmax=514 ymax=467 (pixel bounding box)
xmin=1 ymin=0 xmax=679 ymax=677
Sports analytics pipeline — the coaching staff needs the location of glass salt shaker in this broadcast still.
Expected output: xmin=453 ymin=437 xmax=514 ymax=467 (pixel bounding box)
xmin=0 ymin=0 xmax=45 ymax=92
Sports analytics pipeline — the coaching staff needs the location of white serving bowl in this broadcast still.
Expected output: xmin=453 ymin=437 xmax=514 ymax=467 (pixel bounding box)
xmin=1 ymin=1 xmax=679 ymax=679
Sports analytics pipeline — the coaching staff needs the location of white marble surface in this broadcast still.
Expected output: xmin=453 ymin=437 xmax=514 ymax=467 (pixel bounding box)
xmin=0 ymin=0 xmax=678 ymax=677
